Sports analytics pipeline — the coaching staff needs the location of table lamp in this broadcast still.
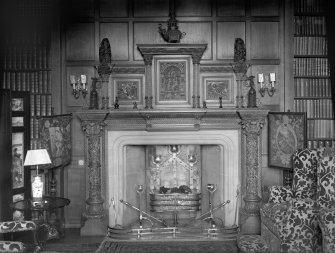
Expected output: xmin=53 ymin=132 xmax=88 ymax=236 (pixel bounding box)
xmin=24 ymin=149 xmax=52 ymax=205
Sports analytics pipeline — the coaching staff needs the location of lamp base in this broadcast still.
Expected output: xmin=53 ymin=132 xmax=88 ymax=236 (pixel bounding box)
xmin=32 ymin=175 xmax=44 ymax=206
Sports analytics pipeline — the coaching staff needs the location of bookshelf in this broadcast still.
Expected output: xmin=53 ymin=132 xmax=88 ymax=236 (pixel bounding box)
xmin=1 ymin=9 xmax=52 ymax=151
xmin=293 ymin=0 xmax=334 ymax=149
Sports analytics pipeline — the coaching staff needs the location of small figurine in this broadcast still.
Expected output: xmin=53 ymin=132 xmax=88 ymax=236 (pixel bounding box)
xmin=144 ymin=96 xmax=149 ymax=109
xmin=133 ymin=102 xmax=138 ymax=109
xmin=114 ymin=96 xmax=119 ymax=109
xmin=197 ymin=96 xmax=201 ymax=108
xmin=203 ymin=101 xmax=207 ymax=109
xmin=219 ymin=97 xmax=223 ymax=108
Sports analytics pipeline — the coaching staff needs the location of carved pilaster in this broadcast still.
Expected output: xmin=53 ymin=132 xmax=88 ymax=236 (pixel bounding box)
xmin=143 ymin=55 xmax=153 ymax=102
xmin=81 ymin=120 xmax=106 ymax=219
xmin=239 ymin=111 xmax=266 ymax=234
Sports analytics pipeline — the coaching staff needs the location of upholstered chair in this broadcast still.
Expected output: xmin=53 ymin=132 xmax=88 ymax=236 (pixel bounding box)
xmin=316 ymin=156 xmax=335 ymax=253
xmin=260 ymin=148 xmax=325 ymax=253
xmin=0 ymin=220 xmax=42 ymax=253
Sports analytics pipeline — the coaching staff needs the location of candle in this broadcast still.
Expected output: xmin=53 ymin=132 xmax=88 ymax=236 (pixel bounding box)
xmin=81 ymin=75 xmax=86 ymax=84
xmin=270 ymin=73 xmax=276 ymax=82
xmin=258 ymin=73 xmax=264 ymax=83
xmin=70 ymin=75 xmax=76 ymax=84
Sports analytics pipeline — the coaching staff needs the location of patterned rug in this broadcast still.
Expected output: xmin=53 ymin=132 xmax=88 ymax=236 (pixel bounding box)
xmin=95 ymin=238 xmax=238 ymax=253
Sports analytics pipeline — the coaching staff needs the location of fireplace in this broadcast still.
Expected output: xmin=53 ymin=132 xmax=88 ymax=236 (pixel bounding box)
xmin=107 ymin=129 xmax=239 ymax=228
xmin=77 ymin=108 xmax=268 ymax=236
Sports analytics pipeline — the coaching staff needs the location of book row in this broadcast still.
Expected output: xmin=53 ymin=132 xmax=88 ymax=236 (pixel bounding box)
xmin=2 ymin=71 xmax=51 ymax=94
xmin=294 ymin=16 xmax=326 ymax=35
xmin=293 ymin=58 xmax=329 ymax=76
xmin=294 ymin=36 xmax=327 ymax=56
xmin=307 ymin=119 xmax=335 ymax=139
xmin=30 ymin=94 xmax=52 ymax=117
xmin=294 ymin=0 xmax=324 ymax=13
xmin=3 ymin=44 xmax=49 ymax=70
xmin=308 ymin=140 xmax=335 ymax=150
xmin=295 ymin=78 xmax=331 ymax=97
xmin=294 ymin=98 xmax=333 ymax=118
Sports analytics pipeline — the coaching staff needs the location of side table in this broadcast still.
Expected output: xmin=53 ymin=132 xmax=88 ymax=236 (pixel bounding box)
xmin=12 ymin=196 xmax=70 ymax=245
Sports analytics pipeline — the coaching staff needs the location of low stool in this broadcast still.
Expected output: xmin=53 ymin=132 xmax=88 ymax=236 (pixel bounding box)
xmin=237 ymin=234 xmax=269 ymax=253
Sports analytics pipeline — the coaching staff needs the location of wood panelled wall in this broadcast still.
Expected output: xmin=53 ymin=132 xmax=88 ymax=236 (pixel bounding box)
xmin=55 ymin=0 xmax=290 ymax=227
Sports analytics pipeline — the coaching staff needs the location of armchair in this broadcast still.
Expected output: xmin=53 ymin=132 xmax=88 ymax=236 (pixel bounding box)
xmin=0 ymin=220 xmax=42 ymax=253
xmin=316 ymin=156 xmax=335 ymax=253
xmin=261 ymin=148 xmax=325 ymax=253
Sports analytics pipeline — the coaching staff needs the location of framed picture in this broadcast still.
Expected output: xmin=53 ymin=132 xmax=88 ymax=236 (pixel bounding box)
xmin=10 ymin=91 xmax=31 ymax=197
xmin=200 ymin=73 xmax=236 ymax=107
xmin=39 ymin=114 xmax=72 ymax=168
xmin=268 ymin=112 xmax=307 ymax=169
xmin=153 ymin=55 xmax=192 ymax=108
xmin=111 ymin=75 xmax=144 ymax=108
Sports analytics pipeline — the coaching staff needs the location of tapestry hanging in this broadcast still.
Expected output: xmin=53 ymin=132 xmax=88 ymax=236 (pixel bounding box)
xmin=39 ymin=114 xmax=72 ymax=168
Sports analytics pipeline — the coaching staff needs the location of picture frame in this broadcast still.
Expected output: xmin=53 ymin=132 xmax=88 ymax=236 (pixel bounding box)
xmin=39 ymin=114 xmax=72 ymax=168
xmin=111 ymin=75 xmax=144 ymax=108
xmin=268 ymin=112 xmax=307 ymax=169
xmin=153 ymin=55 xmax=192 ymax=108
xmin=200 ymin=73 xmax=236 ymax=107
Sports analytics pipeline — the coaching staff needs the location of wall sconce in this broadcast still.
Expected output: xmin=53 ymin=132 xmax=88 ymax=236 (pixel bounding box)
xmin=69 ymin=75 xmax=88 ymax=99
xmin=258 ymin=73 xmax=276 ymax=97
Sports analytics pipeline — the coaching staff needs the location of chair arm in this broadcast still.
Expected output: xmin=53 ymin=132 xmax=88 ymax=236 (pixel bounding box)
xmin=0 ymin=220 xmax=36 ymax=233
xmin=317 ymin=208 xmax=335 ymax=253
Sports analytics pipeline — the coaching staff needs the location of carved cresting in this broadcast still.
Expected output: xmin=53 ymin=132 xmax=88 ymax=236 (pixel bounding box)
xmin=239 ymin=113 xmax=265 ymax=234
xmin=81 ymin=120 xmax=106 ymax=219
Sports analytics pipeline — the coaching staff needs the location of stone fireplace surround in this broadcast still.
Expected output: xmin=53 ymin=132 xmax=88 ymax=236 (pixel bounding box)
xmin=77 ymin=108 xmax=268 ymax=236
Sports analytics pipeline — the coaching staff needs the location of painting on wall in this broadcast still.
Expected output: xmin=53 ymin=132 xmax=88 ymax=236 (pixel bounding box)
xmin=154 ymin=56 xmax=191 ymax=107
xmin=268 ymin=112 xmax=307 ymax=169
xmin=12 ymin=132 xmax=24 ymax=189
xmin=201 ymin=74 xmax=235 ymax=107
xmin=39 ymin=114 xmax=72 ymax=168
xmin=13 ymin=193 xmax=25 ymax=220
xmin=112 ymin=75 xmax=144 ymax=107
xmin=11 ymin=98 xmax=24 ymax=111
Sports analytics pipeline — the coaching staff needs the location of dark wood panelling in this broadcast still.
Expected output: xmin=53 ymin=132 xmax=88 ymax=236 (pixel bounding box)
xmin=133 ymin=22 xmax=170 ymax=61
xmin=100 ymin=23 xmax=129 ymax=61
xmin=64 ymin=0 xmax=95 ymax=19
xmin=178 ymin=22 xmax=212 ymax=60
xmin=217 ymin=22 xmax=245 ymax=60
xmin=217 ymin=0 xmax=246 ymax=17
xmin=66 ymin=66 xmax=95 ymax=107
xmin=66 ymin=23 xmax=95 ymax=61
xmin=100 ymin=0 xmax=128 ymax=17
xmin=250 ymin=0 xmax=279 ymax=16
xmin=133 ymin=0 xmax=169 ymax=17
xmin=250 ymin=22 xmax=279 ymax=59
xmin=176 ymin=0 xmax=212 ymax=17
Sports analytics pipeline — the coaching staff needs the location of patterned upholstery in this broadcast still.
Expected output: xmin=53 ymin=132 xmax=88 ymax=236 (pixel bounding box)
xmin=317 ymin=208 xmax=335 ymax=253
xmin=0 ymin=220 xmax=39 ymax=253
xmin=237 ymin=235 xmax=269 ymax=253
xmin=268 ymin=186 xmax=293 ymax=203
xmin=0 ymin=241 xmax=26 ymax=252
xmin=278 ymin=200 xmax=322 ymax=253
xmin=292 ymin=148 xmax=324 ymax=199
xmin=316 ymin=156 xmax=335 ymax=209
xmin=261 ymin=148 xmax=326 ymax=253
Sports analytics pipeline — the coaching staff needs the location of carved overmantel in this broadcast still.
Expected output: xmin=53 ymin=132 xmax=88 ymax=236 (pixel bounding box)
xmin=137 ymin=44 xmax=207 ymax=103
xmin=77 ymin=108 xmax=268 ymax=236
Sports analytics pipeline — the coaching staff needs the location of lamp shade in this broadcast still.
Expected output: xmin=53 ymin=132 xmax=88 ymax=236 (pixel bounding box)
xmin=24 ymin=149 xmax=52 ymax=166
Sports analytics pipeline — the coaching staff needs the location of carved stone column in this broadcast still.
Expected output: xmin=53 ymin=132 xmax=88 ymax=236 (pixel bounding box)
xmin=80 ymin=118 xmax=106 ymax=236
xmin=239 ymin=110 xmax=267 ymax=234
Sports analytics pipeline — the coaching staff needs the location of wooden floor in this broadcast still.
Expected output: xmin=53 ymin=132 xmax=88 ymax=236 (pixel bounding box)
xmin=43 ymin=228 xmax=104 ymax=253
